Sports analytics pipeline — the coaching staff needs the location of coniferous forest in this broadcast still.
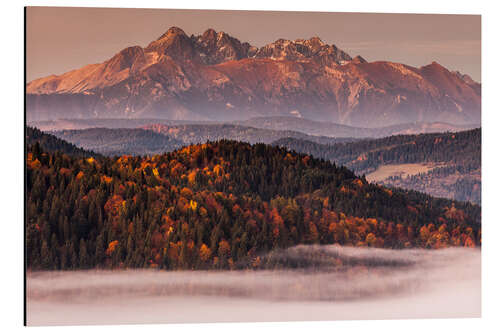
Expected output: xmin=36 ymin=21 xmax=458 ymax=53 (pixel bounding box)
xmin=26 ymin=128 xmax=480 ymax=271
xmin=273 ymin=128 xmax=480 ymax=175
xmin=274 ymin=129 xmax=481 ymax=203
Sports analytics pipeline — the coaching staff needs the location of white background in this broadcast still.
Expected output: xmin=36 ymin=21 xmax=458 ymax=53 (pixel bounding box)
xmin=1 ymin=0 xmax=498 ymax=332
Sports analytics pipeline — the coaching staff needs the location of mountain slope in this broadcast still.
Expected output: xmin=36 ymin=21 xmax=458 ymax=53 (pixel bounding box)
xmin=273 ymin=128 xmax=481 ymax=203
xmin=27 ymin=27 xmax=480 ymax=127
xmin=26 ymin=140 xmax=480 ymax=270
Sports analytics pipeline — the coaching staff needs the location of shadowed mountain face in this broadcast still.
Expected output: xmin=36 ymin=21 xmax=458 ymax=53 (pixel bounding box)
xmin=27 ymin=27 xmax=481 ymax=127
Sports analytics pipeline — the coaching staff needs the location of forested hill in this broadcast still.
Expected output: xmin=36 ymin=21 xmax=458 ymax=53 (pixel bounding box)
xmin=26 ymin=140 xmax=480 ymax=271
xmin=236 ymin=116 xmax=476 ymax=139
xmin=50 ymin=125 xmax=354 ymax=157
xmin=52 ymin=128 xmax=185 ymax=156
xmin=273 ymin=129 xmax=481 ymax=204
xmin=143 ymin=123 xmax=355 ymax=146
xmin=26 ymin=126 xmax=99 ymax=158
xmin=273 ymin=128 xmax=480 ymax=174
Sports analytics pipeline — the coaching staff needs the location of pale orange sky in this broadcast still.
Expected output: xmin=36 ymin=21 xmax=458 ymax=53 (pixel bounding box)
xmin=26 ymin=7 xmax=481 ymax=82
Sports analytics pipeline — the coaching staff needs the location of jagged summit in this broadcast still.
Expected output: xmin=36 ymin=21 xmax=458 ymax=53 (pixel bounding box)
xmin=201 ymin=28 xmax=217 ymax=40
xmin=145 ymin=26 xmax=354 ymax=66
xmin=307 ymin=36 xmax=326 ymax=46
xmin=194 ymin=28 xmax=255 ymax=64
xmin=156 ymin=26 xmax=187 ymax=40
xmin=254 ymin=36 xmax=352 ymax=66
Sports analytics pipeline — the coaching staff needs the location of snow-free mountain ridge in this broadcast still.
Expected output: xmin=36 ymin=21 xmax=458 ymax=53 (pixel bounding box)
xmin=27 ymin=27 xmax=481 ymax=127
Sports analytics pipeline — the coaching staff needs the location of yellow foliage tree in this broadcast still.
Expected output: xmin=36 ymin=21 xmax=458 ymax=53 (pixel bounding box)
xmin=420 ymin=226 xmax=430 ymax=244
xmin=213 ymin=164 xmax=223 ymax=176
xmin=152 ymin=167 xmax=160 ymax=177
xmin=189 ymin=200 xmax=198 ymax=211
xmin=199 ymin=244 xmax=212 ymax=262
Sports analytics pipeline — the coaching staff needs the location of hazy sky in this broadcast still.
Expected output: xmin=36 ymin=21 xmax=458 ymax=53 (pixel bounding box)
xmin=26 ymin=7 xmax=481 ymax=82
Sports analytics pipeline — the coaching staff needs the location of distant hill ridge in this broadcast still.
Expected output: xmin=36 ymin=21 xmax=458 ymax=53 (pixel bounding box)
xmin=52 ymin=127 xmax=184 ymax=156
xmin=236 ymin=116 xmax=477 ymax=138
xmin=29 ymin=116 xmax=477 ymax=138
xmin=273 ymin=128 xmax=481 ymax=203
xmin=50 ymin=124 xmax=355 ymax=157
xmin=142 ymin=123 xmax=355 ymax=146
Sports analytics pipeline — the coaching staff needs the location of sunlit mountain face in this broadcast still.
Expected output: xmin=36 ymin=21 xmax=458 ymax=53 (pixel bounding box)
xmin=26 ymin=27 xmax=480 ymax=127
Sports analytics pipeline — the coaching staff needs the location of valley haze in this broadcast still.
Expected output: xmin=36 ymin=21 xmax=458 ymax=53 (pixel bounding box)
xmin=27 ymin=246 xmax=480 ymax=325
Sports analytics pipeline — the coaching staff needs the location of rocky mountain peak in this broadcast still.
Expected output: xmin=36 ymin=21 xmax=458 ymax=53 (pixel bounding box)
xmin=216 ymin=31 xmax=230 ymax=42
xmin=156 ymin=26 xmax=187 ymax=40
xmin=144 ymin=26 xmax=196 ymax=62
xmin=143 ymin=27 xmax=354 ymax=66
xmin=253 ymin=37 xmax=352 ymax=66
xmin=201 ymin=28 xmax=217 ymax=41
xmin=305 ymin=36 xmax=326 ymax=48
xmin=192 ymin=28 xmax=252 ymax=64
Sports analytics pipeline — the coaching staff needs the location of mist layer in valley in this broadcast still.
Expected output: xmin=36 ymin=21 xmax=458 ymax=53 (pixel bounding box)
xmin=26 ymin=245 xmax=480 ymax=326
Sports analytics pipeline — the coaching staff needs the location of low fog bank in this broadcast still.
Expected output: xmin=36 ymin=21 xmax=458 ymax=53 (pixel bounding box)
xmin=27 ymin=246 xmax=480 ymax=326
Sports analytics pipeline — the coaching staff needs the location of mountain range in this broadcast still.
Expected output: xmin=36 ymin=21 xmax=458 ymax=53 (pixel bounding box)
xmin=26 ymin=27 xmax=481 ymax=127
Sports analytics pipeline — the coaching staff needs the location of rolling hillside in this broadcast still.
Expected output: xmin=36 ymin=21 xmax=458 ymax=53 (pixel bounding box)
xmin=52 ymin=128 xmax=184 ymax=156
xmin=51 ymin=125 xmax=355 ymax=157
xmin=237 ymin=116 xmax=477 ymax=138
xmin=143 ymin=123 xmax=355 ymax=145
xmin=26 ymin=138 xmax=480 ymax=270
xmin=26 ymin=126 xmax=99 ymax=157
